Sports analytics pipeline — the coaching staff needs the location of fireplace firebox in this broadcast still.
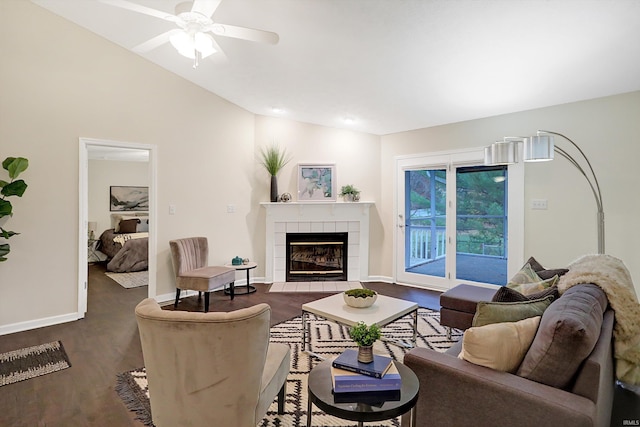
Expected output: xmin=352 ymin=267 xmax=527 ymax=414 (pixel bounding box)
xmin=286 ymin=232 xmax=348 ymax=282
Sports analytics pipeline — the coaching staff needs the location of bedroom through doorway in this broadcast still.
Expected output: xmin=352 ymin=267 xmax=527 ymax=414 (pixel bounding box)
xmin=78 ymin=139 xmax=157 ymax=318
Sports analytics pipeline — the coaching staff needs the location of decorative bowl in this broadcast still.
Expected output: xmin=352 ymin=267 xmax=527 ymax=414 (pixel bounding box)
xmin=343 ymin=292 xmax=377 ymax=308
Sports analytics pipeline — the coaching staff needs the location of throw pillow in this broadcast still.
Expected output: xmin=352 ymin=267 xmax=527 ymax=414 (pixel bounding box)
xmin=507 ymin=263 xmax=542 ymax=285
xmin=492 ymin=285 xmax=560 ymax=303
xmin=118 ymin=218 xmax=139 ymax=234
xmin=472 ymin=296 xmax=554 ymax=327
xmin=459 ymin=316 xmax=541 ymax=373
xmin=525 ymin=256 xmax=569 ymax=280
xmin=516 ymin=284 xmax=608 ymax=389
xmin=507 ymin=275 xmax=559 ymax=296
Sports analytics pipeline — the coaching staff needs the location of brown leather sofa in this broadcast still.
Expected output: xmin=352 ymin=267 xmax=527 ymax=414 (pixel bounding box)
xmin=403 ymin=284 xmax=615 ymax=427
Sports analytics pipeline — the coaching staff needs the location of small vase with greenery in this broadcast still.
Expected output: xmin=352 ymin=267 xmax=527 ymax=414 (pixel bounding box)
xmin=339 ymin=184 xmax=360 ymax=202
xmin=0 ymin=157 xmax=29 ymax=262
xmin=259 ymin=144 xmax=292 ymax=202
xmin=349 ymin=321 xmax=381 ymax=363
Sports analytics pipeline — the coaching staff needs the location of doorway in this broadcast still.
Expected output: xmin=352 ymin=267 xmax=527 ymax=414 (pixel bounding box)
xmin=395 ymin=148 xmax=524 ymax=291
xmin=78 ymin=138 xmax=157 ymax=317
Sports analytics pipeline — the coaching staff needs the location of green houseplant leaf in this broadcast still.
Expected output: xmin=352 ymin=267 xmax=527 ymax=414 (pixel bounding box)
xmin=1 ymin=179 xmax=27 ymax=197
xmin=3 ymin=157 xmax=29 ymax=180
xmin=1 ymin=156 xmax=28 ymax=262
xmin=348 ymin=321 xmax=381 ymax=347
xmin=258 ymin=144 xmax=291 ymax=176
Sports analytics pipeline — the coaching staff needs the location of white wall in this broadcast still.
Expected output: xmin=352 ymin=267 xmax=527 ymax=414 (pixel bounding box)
xmin=88 ymin=159 xmax=149 ymax=235
xmin=380 ymin=92 xmax=640 ymax=296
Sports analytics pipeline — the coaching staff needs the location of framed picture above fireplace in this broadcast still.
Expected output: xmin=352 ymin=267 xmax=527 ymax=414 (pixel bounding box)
xmin=297 ymin=163 xmax=336 ymax=201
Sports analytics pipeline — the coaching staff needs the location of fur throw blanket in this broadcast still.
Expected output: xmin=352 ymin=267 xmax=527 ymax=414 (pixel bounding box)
xmin=558 ymin=254 xmax=640 ymax=386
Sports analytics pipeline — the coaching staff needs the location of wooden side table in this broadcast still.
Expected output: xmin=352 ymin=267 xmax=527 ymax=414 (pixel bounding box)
xmin=307 ymin=359 xmax=419 ymax=427
xmin=223 ymin=262 xmax=257 ymax=295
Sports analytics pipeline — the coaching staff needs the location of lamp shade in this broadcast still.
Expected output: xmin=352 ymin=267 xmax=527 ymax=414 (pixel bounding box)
xmin=490 ymin=141 xmax=517 ymax=165
xmin=523 ymin=135 xmax=554 ymax=162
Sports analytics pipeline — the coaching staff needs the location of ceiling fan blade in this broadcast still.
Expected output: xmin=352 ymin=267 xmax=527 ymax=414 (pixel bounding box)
xmin=98 ymin=0 xmax=178 ymax=22
xmin=208 ymin=23 xmax=279 ymax=45
xmin=191 ymin=0 xmax=222 ymax=18
xmin=133 ymin=29 xmax=181 ymax=53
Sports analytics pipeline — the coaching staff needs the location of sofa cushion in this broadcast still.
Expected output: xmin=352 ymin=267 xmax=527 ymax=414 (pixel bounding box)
xmin=526 ymin=256 xmax=570 ymax=280
xmin=508 ymin=263 xmax=542 ymax=285
xmin=506 ymin=276 xmax=559 ymax=296
xmin=458 ymin=316 xmax=541 ymax=373
xmin=492 ymin=285 xmax=560 ymax=303
xmin=516 ymin=283 xmax=608 ymax=389
xmin=472 ymin=296 xmax=554 ymax=327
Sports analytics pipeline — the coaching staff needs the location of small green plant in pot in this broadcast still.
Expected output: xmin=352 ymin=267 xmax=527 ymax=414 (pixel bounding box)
xmin=0 ymin=157 xmax=29 ymax=262
xmin=339 ymin=184 xmax=360 ymax=202
xmin=349 ymin=321 xmax=381 ymax=363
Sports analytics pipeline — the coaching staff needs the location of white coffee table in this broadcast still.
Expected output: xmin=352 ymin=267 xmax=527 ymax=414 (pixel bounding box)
xmin=301 ymin=293 xmax=419 ymax=359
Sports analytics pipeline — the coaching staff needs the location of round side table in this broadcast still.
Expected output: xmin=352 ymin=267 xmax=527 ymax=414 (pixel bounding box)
xmin=307 ymin=359 xmax=419 ymax=427
xmin=223 ymin=262 xmax=257 ymax=295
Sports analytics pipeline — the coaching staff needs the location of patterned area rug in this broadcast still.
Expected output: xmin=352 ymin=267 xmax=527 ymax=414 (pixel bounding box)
xmin=268 ymin=281 xmax=363 ymax=293
xmin=116 ymin=308 xmax=461 ymax=426
xmin=0 ymin=341 xmax=71 ymax=387
xmin=105 ymin=271 xmax=148 ymax=289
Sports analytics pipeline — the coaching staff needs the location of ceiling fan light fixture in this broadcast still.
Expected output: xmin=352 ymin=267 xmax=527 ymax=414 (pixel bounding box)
xmin=194 ymin=32 xmax=216 ymax=58
xmin=169 ymin=31 xmax=193 ymax=56
xmin=169 ymin=31 xmax=216 ymax=59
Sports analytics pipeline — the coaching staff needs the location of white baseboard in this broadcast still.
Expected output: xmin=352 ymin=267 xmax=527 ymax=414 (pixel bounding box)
xmin=362 ymin=275 xmax=394 ymax=283
xmin=0 ymin=312 xmax=80 ymax=336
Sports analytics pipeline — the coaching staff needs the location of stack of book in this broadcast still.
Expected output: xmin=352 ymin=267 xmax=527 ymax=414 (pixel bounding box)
xmin=330 ymin=349 xmax=402 ymax=404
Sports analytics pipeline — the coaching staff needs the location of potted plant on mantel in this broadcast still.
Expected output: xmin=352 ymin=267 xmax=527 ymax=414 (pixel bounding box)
xmin=0 ymin=157 xmax=29 ymax=262
xmin=349 ymin=321 xmax=381 ymax=364
xmin=258 ymin=143 xmax=292 ymax=202
xmin=339 ymin=184 xmax=360 ymax=202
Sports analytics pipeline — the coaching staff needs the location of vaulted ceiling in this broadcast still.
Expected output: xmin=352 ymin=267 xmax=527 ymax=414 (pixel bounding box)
xmin=33 ymin=0 xmax=640 ymax=135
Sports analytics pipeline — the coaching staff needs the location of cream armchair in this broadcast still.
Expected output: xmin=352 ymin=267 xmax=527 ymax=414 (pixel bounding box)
xmin=169 ymin=237 xmax=236 ymax=312
xmin=135 ymin=298 xmax=290 ymax=427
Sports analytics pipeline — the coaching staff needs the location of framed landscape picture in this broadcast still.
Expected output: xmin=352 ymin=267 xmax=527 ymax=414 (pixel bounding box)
xmin=110 ymin=186 xmax=149 ymax=212
xmin=297 ymin=163 xmax=336 ymax=201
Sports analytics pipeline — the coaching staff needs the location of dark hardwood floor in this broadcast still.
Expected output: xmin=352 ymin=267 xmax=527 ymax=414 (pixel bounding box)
xmin=0 ymin=263 xmax=637 ymax=426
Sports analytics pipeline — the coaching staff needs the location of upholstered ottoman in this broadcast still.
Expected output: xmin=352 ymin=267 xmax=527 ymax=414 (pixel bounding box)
xmin=440 ymin=284 xmax=497 ymax=337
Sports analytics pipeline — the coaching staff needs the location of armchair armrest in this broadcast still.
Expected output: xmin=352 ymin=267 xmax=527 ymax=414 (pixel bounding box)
xmin=402 ymin=348 xmax=597 ymax=427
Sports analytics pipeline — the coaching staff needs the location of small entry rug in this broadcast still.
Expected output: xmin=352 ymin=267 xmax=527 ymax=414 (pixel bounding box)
xmin=116 ymin=308 xmax=461 ymax=426
xmin=269 ymin=281 xmax=363 ymax=293
xmin=0 ymin=341 xmax=71 ymax=387
xmin=105 ymin=271 xmax=148 ymax=289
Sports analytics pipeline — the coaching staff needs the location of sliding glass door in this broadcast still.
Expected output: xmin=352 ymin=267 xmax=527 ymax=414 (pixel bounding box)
xmin=396 ymin=149 xmax=522 ymax=291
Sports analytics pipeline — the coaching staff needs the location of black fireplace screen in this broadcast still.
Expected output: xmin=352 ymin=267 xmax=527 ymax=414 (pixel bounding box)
xmin=286 ymin=232 xmax=348 ymax=281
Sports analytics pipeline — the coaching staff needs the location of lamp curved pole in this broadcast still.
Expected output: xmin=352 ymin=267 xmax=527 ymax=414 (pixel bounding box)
xmin=538 ymin=130 xmax=605 ymax=254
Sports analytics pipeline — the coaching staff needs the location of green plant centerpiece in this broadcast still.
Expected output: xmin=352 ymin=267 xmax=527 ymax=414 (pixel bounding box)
xmin=349 ymin=321 xmax=381 ymax=363
xmin=343 ymin=288 xmax=377 ymax=308
xmin=0 ymin=157 xmax=29 ymax=262
xmin=259 ymin=143 xmax=292 ymax=203
xmin=339 ymin=184 xmax=360 ymax=202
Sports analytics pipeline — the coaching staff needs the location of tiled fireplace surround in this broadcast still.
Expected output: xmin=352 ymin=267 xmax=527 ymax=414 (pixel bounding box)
xmin=261 ymin=202 xmax=373 ymax=283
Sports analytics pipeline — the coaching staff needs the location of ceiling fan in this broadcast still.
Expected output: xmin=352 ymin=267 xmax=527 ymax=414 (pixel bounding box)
xmin=99 ymin=0 xmax=279 ymax=67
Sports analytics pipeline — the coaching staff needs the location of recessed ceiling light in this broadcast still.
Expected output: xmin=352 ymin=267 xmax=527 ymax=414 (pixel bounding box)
xmin=343 ymin=117 xmax=355 ymax=124
xmin=271 ymin=106 xmax=284 ymax=114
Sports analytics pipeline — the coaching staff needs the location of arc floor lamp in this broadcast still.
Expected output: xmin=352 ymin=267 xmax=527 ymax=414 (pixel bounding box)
xmin=484 ymin=130 xmax=605 ymax=254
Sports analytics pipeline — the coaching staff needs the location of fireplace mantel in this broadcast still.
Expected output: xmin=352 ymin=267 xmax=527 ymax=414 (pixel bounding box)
xmin=261 ymin=202 xmax=373 ymax=283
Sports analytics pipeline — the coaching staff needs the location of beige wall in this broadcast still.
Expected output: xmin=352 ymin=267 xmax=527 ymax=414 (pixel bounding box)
xmin=88 ymin=159 xmax=149 ymax=235
xmin=0 ymin=0 xmax=256 ymax=327
xmin=381 ymin=92 xmax=640 ymax=295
